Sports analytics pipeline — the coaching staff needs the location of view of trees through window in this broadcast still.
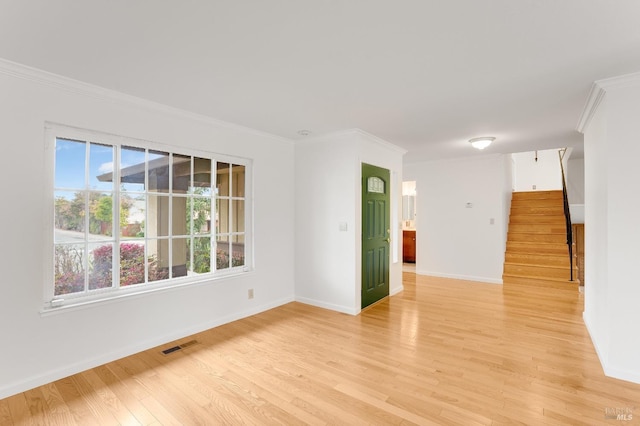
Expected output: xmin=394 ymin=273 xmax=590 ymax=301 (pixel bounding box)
xmin=53 ymin=135 xmax=247 ymax=298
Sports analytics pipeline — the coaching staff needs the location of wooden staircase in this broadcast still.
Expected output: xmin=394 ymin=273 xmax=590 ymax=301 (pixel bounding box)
xmin=503 ymin=190 xmax=579 ymax=289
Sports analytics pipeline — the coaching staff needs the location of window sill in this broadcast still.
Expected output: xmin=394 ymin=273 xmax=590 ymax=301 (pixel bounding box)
xmin=40 ymin=268 xmax=253 ymax=317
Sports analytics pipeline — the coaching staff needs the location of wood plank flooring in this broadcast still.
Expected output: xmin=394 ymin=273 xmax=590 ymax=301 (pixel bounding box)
xmin=3 ymin=273 xmax=640 ymax=425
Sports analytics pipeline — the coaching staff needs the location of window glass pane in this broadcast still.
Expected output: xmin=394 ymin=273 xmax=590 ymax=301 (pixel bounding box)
xmin=121 ymin=146 xmax=146 ymax=192
xmin=232 ymin=200 xmax=245 ymax=233
xmin=88 ymin=192 xmax=114 ymax=239
xmin=148 ymin=239 xmax=170 ymax=282
xmin=54 ymin=244 xmax=85 ymax=295
xmin=172 ymin=238 xmax=188 ymax=278
xmin=88 ymin=243 xmax=113 ymax=290
xmin=121 ymin=194 xmax=145 ymax=239
xmin=173 ymin=154 xmax=191 ymax=194
xmin=216 ymin=235 xmax=229 ymax=269
xmin=190 ymin=197 xmax=211 ymax=234
xmin=120 ymin=242 xmax=146 ymax=286
xmin=55 ymin=138 xmax=85 ymax=189
xmin=147 ymin=195 xmax=169 ymax=237
xmin=216 ymin=198 xmax=229 ymax=234
xmin=54 ymin=191 xmax=86 ymax=240
xmin=216 ymin=162 xmax=230 ymax=196
xmin=89 ymin=143 xmax=114 ymax=190
xmin=148 ymin=150 xmax=170 ymax=193
xmin=232 ymin=164 xmax=245 ymax=198
xmin=232 ymin=234 xmax=245 ymax=267
xmin=190 ymin=237 xmax=211 ymax=274
xmin=172 ymin=196 xmax=188 ymax=237
xmin=193 ymin=157 xmax=212 ymax=196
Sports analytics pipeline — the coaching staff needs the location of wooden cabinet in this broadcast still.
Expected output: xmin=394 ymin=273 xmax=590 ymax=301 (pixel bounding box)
xmin=403 ymin=230 xmax=416 ymax=263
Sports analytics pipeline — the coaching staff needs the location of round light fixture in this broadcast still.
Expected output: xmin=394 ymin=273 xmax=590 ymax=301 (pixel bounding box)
xmin=469 ymin=137 xmax=495 ymax=150
xmin=297 ymin=130 xmax=311 ymax=136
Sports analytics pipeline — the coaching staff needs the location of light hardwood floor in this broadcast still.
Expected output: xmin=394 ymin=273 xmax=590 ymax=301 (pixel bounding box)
xmin=2 ymin=274 xmax=639 ymax=425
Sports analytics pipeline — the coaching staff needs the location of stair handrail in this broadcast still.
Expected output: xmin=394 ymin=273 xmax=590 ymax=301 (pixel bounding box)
xmin=558 ymin=148 xmax=574 ymax=282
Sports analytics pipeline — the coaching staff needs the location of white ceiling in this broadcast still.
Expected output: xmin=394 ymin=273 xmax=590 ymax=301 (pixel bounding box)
xmin=2 ymin=1 xmax=640 ymax=162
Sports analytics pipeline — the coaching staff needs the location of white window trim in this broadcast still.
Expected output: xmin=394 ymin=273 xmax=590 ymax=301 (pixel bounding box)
xmin=42 ymin=122 xmax=253 ymax=313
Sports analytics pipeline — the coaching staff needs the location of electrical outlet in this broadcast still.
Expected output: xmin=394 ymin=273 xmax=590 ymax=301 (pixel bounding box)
xmin=248 ymin=289 xmax=254 ymax=299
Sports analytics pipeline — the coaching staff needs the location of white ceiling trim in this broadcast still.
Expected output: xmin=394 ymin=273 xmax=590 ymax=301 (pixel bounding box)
xmin=576 ymin=84 xmax=606 ymax=134
xmin=577 ymin=71 xmax=640 ymax=133
xmin=0 ymin=57 xmax=293 ymax=145
xmin=295 ymin=128 xmax=407 ymax=155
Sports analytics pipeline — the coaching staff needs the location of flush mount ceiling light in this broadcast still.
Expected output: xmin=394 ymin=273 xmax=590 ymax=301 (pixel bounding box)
xmin=469 ymin=137 xmax=495 ymax=150
xmin=297 ymin=129 xmax=311 ymax=136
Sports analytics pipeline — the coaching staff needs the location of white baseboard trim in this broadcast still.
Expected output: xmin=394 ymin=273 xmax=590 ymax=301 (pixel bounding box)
xmin=416 ymin=270 xmax=503 ymax=285
xmin=390 ymin=285 xmax=404 ymax=296
xmin=602 ymin=366 xmax=640 ymax=385
xmin=582 ymin=312 xmax=608 ymax=369
xmin=294 ymin=296 xmax=359 ymax=315
xmin=0 ymin=296 xmax=294 ymax=400
xmin=583 ymin=312 xmax=640 ymax=385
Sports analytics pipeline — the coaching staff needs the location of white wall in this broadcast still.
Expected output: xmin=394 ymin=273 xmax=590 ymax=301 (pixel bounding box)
xmin=0 ymin=60 xmax=296 ymax=398
xmin=567 ymin=158 xmax=585 ymax=205
xmin=581 ymin=74 xmax=640 ymax=384
xmin=294 ymin=130 xmax=405 ymax=314
xmin=567 ymin=157 xmax=585 ymax=224
xmin=583 ymin=98 xmax=609 ymax=367
xmin=512 ymin=149 xmax=563 ymax=192
xmin=403 ymin=155 xmax=510 ymax=284
xmin=294 ymin=132 xmax=359 ymax=313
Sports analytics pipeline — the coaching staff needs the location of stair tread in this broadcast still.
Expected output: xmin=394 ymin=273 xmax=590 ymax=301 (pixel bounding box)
xmin=502 ymin=273 xmax=578 ymax=283
xmin=508 ymin=231 xmax=567 ymax=234
xmin=504 ymin=261 xmax=577 ymax=269
xmin=507 ymin=240 xmax=570 ymax=245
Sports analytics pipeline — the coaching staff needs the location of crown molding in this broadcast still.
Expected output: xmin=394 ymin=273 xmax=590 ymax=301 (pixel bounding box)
xmin=0 ymin=57 xmax=293 ymax=145
xmin=576 ymin=83 xmax=606 ymax=134
xmin=295 ymin=128 xmax=407 ymax=154
xmin=577 ymin=71 xmax=640 ymax=133
xmin=352 ymin=128 xmax=408 ymax=155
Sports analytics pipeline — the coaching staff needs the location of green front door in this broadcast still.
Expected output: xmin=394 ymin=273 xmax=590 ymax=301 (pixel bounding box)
xmin=362 ymin=163 xmax=390 ymax=309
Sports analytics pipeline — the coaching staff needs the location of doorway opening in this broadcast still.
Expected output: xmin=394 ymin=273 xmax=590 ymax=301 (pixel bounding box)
xmin=402 ymin=181 xmax=416 ymax=273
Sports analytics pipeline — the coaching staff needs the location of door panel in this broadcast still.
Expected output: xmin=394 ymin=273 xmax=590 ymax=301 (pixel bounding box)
xmin=362 ymin=163 xmax=390 ymax=308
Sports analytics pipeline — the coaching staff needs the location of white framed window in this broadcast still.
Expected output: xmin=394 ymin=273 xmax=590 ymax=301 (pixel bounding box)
xmin=44 ymin=123 xmax=252 ymax=309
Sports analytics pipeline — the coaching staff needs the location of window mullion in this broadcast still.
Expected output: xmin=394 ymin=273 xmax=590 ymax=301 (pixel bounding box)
xmin=229 ymin=165 xmax=233 ymax=268
xmin=212 ymin=161 xmax=218 ymax=273
xmin=144 ymin=149 xmax=149 ymax=284
xmin=84 ymin=142 xmax=90 ymax=294
xmin=168 ymin=153 xmax=173 ymax=279
xmin=113 ymin=144 xmax=121 ymax=289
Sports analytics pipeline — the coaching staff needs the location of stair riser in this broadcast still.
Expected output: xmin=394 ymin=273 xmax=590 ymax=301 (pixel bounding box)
xmin=504 ymin=264 xmax=573 ymax=280
xmin=508 ymin=233 xmax=567 ymax=243
xmin=510 ymin=206 xmax=565 ymax=215
xmin=502 ymin=275 xmax=579 ymax=289
xmin=511 ymin=191 xmax=564 ymax=201
xmin=511 ymin=199 xmax=566 ymax=208
xmin=508 ymin=224 xmax=567 ymax=234
xmin=508 ymin=215 xmax=566 ymax=224
xmin=505 ymin=253 xmax=572 ymax=267
xmin=505 ymin=243 xmax=570 ymax=256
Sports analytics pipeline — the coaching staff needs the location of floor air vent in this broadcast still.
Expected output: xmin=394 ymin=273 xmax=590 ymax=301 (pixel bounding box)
xmin=161 ymin=339 xmax=198 ymax=355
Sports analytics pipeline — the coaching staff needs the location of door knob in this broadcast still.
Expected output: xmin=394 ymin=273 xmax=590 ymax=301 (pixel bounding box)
xmin=384 ymin=238 xmax=390 ymax=243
